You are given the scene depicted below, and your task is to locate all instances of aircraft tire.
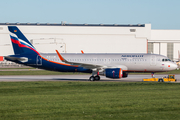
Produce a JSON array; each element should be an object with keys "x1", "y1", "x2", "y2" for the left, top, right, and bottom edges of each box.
[
  {"x1": 95, "y1": 75, "x2": 100, "y2": 81},
  {"x1": 89, "y1": 76, "x2": 95, "y2": 81}
]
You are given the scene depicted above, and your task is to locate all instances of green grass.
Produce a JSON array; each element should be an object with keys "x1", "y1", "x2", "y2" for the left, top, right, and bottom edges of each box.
[{"x1": 0, "y1": 82, "x2": 180, "y2": 120}]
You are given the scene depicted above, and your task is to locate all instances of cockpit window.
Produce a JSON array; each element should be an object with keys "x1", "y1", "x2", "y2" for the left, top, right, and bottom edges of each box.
[{"x1": 162, "y1": 59, "x2": 171, "y2": 62}]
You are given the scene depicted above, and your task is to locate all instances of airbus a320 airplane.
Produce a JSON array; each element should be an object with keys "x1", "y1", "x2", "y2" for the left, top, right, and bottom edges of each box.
[{"x1": 5, "y1": 26, "x2": 177, "y2": 81}]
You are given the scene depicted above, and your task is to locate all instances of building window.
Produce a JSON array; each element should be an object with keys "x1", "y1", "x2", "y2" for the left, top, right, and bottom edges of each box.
[
  {"x1": 130, "y1": 29, "x2": 136, "y2": 32},
  {"x1": 148, "y1": 42, "x2": 153, "y2": 53},
  {"x1": 167, "y1": 43, "x2": 173, "y2": 61}
]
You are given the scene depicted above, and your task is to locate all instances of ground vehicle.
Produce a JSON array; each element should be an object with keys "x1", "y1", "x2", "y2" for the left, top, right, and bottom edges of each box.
[{"x1": 142, "y1": 74, "x2": 177, "y2": 82}]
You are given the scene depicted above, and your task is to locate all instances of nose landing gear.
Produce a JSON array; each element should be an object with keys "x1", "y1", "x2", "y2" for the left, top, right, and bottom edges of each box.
[{"x1": 151, "y1": 72, "x2": 154, "y2": 78}]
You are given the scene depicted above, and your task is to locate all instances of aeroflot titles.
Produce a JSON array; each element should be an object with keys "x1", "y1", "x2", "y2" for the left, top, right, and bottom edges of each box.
[{"x1": 121, "y1": 55, "x2": 144, "y2": 57}]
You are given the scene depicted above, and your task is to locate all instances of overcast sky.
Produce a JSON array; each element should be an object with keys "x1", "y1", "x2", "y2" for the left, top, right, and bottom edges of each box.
[{"x1": 0, "y1": 0, "x2": 180, "y2": 29}]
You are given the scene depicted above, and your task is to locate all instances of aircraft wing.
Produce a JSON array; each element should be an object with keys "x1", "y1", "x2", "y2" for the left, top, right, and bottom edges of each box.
[
  {"x1": 56, "y1": 50, "x2": 104, "y2": 70},
  {"x1": 70, "y1": 62, "x2": 103, "y2": 69}
]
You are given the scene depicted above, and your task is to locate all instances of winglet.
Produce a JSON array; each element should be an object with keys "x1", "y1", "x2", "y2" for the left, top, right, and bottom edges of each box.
[
  {"x1": 55, "y1": 50, "x2": 79, "y2": 67},
  {"x1": 56, "y1": 50, "x2": 65, "y2": 61}
]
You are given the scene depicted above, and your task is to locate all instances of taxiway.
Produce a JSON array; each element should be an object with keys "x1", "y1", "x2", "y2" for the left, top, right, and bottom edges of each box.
[{"x1": 0, "y1": 74, "x2": 179, "y2": 82}]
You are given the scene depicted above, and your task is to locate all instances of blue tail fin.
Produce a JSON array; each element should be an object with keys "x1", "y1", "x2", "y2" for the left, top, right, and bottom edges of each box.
[{"x1": 8, "y1": 26, "x2": 39, "y2": 55}]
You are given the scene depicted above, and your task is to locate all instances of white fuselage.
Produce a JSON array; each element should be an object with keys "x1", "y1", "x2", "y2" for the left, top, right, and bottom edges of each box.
[{"x1": 40, "y1": 53, "x2": 177, "y2": 72}]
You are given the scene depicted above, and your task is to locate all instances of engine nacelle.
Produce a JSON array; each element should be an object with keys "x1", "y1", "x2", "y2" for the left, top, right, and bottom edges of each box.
[{"x1": 105, "y1": 68, "x2": 123, "y2": 79}]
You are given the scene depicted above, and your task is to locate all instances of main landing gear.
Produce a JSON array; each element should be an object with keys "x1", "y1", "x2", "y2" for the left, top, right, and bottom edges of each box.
[
  {"x1": 89, "y1": 75, "x2": 100, "y2": 81},
  {"x1": 89, "y1": 71, "x2": 101, "y2": 81}
]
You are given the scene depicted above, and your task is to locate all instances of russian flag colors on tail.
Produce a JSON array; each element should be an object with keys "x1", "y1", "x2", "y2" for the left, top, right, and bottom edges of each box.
[{"x1": 8, "y1": 26, "x2": 39, "y2": 55}]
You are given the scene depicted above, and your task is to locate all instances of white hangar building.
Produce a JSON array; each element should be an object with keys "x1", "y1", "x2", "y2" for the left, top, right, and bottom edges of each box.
[{"x1": 0, "y1": 23, "x2": 180, "y2": 62}]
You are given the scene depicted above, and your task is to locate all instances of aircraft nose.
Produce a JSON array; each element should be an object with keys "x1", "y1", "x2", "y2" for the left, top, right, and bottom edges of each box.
[{"x1": 170, "y1": 63, "x2": 178, "y2": 70}]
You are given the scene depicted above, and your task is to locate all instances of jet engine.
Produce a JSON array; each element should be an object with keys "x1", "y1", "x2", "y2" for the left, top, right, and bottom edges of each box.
[
  {"x1": 104, "y1": 68, "x2": 128, "y2": 79},
  {"x1": 105, "y1": 68, "x2": 123, "y2": 79}
]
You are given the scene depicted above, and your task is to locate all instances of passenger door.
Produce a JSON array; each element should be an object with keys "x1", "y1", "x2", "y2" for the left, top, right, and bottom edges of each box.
[
  {"x1": 37, "y1": 55, "x2": 42, "y2": 65},
  {"x1": 150, "y1": 55, "x2": 156, "y2": 66}
]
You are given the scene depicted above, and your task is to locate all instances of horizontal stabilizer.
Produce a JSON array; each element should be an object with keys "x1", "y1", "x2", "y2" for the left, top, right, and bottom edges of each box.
[{"x1": 4, "y1": 56, "x2": 28, "y2": 63}]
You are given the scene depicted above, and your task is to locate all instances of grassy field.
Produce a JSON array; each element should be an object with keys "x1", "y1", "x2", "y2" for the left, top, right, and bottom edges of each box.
[{"x1": 0, "y1": 82, "x2": 180, "y2": 120}]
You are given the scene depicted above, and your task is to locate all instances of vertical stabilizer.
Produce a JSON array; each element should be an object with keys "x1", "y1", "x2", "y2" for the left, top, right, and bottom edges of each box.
[{"x1": 8, "y1": 26, "x2": 39, "y2": 55}]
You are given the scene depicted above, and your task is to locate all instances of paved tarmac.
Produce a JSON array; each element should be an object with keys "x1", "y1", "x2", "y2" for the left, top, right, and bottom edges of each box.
[{"x1": 0, "y1": 74, "x2": 179, "y2": 82}]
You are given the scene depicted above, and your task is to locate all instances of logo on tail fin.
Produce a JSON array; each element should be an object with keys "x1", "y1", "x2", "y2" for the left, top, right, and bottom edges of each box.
[{"x1": 8, "y1": 26, "x2": 39, "y2": 55}]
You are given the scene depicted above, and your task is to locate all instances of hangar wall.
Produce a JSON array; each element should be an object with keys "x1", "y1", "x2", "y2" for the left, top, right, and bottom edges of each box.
[
  {"x1": 0, "y1": 24, "x2": 151, "y2": 56},
  {"x1": 1, "y1": 23, "x2": 180, "y2": 67},
  {"x1": 1, "y1": 23, "x2": 180, "y2": 62},
  {"x1": 150, "y1": 30, "x2": 180, "y2": 61}
]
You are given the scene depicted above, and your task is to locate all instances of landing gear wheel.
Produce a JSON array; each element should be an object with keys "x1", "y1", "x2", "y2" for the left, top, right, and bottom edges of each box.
[
  {"x1": 95, "y1": 75, "x2": 100, "y2": 81},
  {"x1": 89, "y1": 76, "x2": 95, "y2": 81}
]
